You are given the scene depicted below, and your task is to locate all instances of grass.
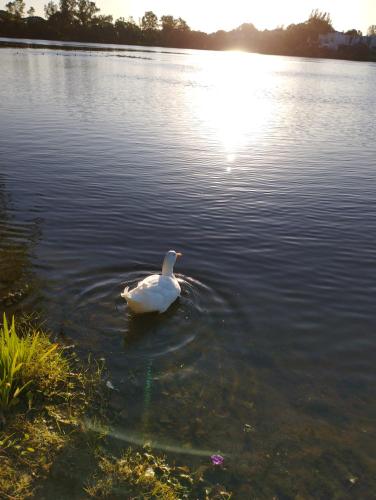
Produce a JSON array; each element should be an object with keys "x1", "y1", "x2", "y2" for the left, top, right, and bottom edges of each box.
[
  {"x1": 1, "y1": 416, "x2": 67, "y2": 498},
  {"x1": 0, "y1": 313, "x2": 104, "y2": 499},
  {"x1": 0, "y1": 314, "x2": 68, "y2": 410}
]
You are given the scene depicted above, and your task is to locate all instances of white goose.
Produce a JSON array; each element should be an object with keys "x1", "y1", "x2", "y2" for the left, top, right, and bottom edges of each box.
[{"x1": 121, "y1": 250, "x2": 182, "y2": 314}]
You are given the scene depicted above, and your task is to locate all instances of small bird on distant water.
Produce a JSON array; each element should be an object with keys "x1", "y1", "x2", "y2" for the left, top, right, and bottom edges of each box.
[{"x1": 121, "y1": 250, "x2": 182, "y2": 314}]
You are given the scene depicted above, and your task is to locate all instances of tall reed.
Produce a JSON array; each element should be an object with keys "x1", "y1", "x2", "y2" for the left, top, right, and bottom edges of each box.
[{"x1": 0, "y1": 314, "x2": 63, "y2": 409}]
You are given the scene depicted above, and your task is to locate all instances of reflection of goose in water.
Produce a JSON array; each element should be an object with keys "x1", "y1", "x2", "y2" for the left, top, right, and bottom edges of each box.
[
  {"x1": 123, "y1": 300, "x2": 181, "y2": 348},
  {"x1": 121, "y1": 250, "x2": 182, "y2": 314}
]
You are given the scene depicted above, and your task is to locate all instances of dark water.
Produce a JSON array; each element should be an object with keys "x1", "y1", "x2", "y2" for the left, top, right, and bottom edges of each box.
[{"x1": 1, "y1": 39, "x2": 376, "y2": 497}]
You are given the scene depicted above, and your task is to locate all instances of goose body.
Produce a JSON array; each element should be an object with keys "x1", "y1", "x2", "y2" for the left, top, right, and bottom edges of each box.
[{"x1": 121, "y1": 250, "x2": 182, "y2": 314}]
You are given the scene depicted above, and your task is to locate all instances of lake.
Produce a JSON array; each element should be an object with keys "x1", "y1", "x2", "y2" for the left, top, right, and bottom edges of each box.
[{"x1": 1, "y1": 38, "x2": 375, "y2": 498}]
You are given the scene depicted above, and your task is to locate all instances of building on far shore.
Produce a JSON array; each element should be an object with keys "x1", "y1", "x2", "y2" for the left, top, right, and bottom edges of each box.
[{"x1": 319, "y1": 32, "x2": 376, "y2": 51}]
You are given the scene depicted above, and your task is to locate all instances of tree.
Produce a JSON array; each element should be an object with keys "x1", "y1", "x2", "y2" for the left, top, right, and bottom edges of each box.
[
  {"x1": 345, "y1": 29, "x2": 362, "y2": 37},
  {"x1": 44, "y1": 1, "x2": 58, "y2": 19},
  {"x1": 141, "y1": 10, "x2": 158, "y2": 31},
  {"x1": 229, "y1": 22, "x2": 257, "y2": 51},
  {"x1": 115, "y1": 16, "x2": 142, "y2": 43},
  {"x1": 161, "y1": 14, "x2": 176, "y2": 32},
  {"x1": 115, "y1": 16, "x2": 139, "y2": 32},
  {"x1": 27, "y1": 5, "x2": 35, "y2": 16},
  {"x1": 176, "y1": 17, "x2": 190, "y2": 31},
  {"x1": 92, "y1": 14, "x2": 113, "y2": 26},
  {"x1": 59, "y1": 0, "x2": 76, "y2": 23},
  {"x1": 368, "y1": 25, "x2": 376, "y2": 36},
  {"x1": 305, "y1": 8, "x2": 334, "y2": 40},
  {"x1": 236, "y1": 22, "x2": 256, "y2": 33},
  {"x1": 5, "y1": 0, "x2": 25, "y2": 19},
  {"x1": 76, "y1": 0, "x2": 99, "y2": 26},
  {"x1": 115, "y1": 16, "x2": 129, "y2": 27},
  {"x1": 160, "y1": 15, "x2": 190, "y2": 32},
  {"x1": 308, "y1": 9, "x2": 332, "y2": 27}
]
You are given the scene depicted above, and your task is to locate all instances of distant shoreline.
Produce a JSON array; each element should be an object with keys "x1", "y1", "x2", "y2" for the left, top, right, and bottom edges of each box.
[
  {"x1": 1, "y1": 7, "x2": 376, "y2": 63},
  {"x1": 1, "y1": 36, "x2": 375, "y2": 64}
]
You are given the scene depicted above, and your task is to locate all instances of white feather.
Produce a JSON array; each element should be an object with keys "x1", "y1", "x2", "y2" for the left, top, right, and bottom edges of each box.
[{"x1": 121, "y1": 250, "x2": 182, "y2": 314}]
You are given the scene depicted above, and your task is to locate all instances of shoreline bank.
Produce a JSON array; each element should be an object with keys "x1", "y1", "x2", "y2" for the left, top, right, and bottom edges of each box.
[{"x1": 1, "y1": 36, "x2": 375, "y2": 63}]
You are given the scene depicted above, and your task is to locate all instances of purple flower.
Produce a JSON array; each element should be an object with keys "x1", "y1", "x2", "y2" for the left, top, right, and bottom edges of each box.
[{"x1": 211, "y1": 454, "x2": 224, "y2": 466}]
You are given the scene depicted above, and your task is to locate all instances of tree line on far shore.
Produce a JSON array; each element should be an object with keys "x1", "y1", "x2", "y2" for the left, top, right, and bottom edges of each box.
[{"x1": 1, "y1": 0, "x2": 376, "y2": 60}]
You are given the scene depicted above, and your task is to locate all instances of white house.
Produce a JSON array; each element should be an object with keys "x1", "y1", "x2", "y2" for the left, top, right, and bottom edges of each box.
[
  {"x1": 319, "y1": 32, "x2": 351, "y2": 49},
  {"x1": 365, "y1": 36, "x2": 376, "y2": 49},
  {"x1": 319, "y1": 32, "x2": 376, "y2": 50}
]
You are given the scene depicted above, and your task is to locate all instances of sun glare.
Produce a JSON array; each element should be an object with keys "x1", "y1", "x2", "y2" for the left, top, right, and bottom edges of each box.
[{"x1": 190, "y1": 52, "x2": 274, "y2": 164}]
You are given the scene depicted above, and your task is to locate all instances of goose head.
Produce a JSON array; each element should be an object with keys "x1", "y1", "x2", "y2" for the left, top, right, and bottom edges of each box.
[{"x1": 162, "y1": 250, "x2": 182, "y2": 276}]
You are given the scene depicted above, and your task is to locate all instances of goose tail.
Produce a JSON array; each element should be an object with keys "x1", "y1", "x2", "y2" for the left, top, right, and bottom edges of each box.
[{"x1": 121, "y1": 287, "x2": 144, "y2": 313}]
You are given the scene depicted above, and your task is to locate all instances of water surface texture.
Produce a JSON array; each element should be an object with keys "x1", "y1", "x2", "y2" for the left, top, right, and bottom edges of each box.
[{"x1": 1, "y1": 42, "x2": 376, "y2": 497}]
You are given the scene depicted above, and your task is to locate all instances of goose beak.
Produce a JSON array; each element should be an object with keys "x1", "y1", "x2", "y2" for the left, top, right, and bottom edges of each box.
[{"x1": 176, "y1": 252, "x2": 183, "y2": 258}]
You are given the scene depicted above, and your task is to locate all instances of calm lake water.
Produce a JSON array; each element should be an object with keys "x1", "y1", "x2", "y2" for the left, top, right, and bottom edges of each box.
[{"x1": 1, "y1": 38, "x2": 376, "y2": 498}]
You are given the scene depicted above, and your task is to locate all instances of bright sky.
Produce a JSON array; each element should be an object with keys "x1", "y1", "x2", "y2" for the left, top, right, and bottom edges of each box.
[{"x1": 5, "y1": 0, "x2": 376, "y2": 35}]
